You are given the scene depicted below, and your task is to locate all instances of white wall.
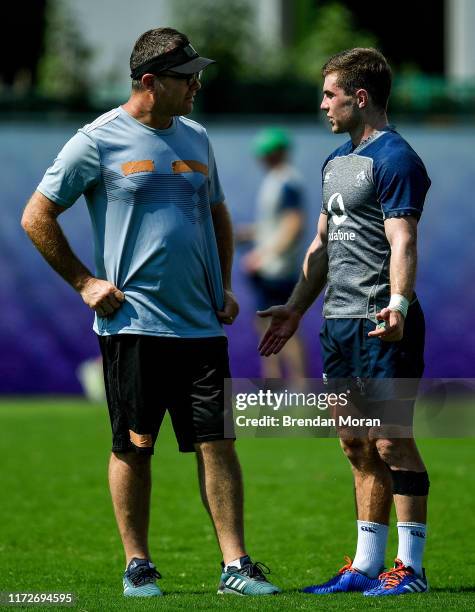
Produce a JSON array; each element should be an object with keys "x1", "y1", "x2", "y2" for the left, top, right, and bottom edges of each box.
[
  {"x1": 256, "y1": 0, "x2": 282, "y2": 47},
  {"x1": 446, "y1": 0, "x2": 475, "y2": 80}
]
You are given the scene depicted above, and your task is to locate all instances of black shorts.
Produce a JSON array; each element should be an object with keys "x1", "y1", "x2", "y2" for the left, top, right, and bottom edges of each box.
[{"x1": 98, "y1": 335, "x2": 233, "y2": 454}]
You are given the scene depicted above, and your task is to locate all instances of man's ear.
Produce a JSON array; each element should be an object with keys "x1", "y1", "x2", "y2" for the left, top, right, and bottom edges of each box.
[
  {"x1": 355, "y1": 88, "x2": 369, "y2": 109},
  {"x1": 141, "y1": 73, "x2": 156, "y2": 93}
]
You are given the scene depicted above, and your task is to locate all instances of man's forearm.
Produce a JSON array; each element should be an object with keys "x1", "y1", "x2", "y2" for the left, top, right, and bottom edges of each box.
[
  {"x1": 22, "y1": 211, "x2": 93, "y2": 292},
  {"x1": 212, "y1": 203, "x2": 234, "y2": 290},
  {"x1": 287, "y1": 239, "x2": 328, "y2": 315},
  {"x1": 266, "y1": 211, "x2": 302, "y2": 257},
  {"x1": 389, "y1": 240, "x2": 417, "y2": 300}
]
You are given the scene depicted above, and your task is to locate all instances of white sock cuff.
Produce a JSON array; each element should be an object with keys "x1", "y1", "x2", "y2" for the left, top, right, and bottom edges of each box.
[
  {"x1": 357, "y1": 520, "x2": 389, "y2": 532},
  {"x1": 224, "y1": 557, "x2": 242, "y2": 571},
  {"x1": 397, "y1": 522, "x2": 426, "y2": 529}
]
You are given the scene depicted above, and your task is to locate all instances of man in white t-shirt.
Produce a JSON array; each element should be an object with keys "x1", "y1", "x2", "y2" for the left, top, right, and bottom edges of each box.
[{"x1": 239, "y1": 128, "x2": 306, "y2": 381}]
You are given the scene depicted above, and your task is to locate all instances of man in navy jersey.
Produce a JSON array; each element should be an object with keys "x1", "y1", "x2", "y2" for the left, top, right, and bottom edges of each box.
[
  {"x1": 22, "y1": 27, "x2": 280, "y2": 597},
  {"x1": 259, "y1": 48, "x2": 431, "y2": 597}
]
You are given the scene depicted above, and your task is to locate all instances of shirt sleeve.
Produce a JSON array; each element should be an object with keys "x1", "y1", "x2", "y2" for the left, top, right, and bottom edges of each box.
[
  {"x1": 37, "y1": 130, "x2": 101, "y2": 207},
  {"x1": 278, "y1": 181, "x2": 304, "y2": 212},
  {"x1": 320, "y1": 155, "x2": 332, "y2": 215},
  {"x1": 373, "y1": 151, "x2": 431, "y2": 220},
  {"x1": 207, "y1": 139, "x2": 225, "y2": 206}
]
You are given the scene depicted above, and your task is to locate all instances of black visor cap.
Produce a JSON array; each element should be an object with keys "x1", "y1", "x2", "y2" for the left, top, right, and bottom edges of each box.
[{"x1": 130, "y1": 43, "x2": 215, "y2": 79}]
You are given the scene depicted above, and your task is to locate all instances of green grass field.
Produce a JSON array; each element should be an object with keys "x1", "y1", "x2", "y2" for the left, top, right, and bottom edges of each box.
[{"x1": 0, "y1": 400, "x2": 474, "y2": 611}]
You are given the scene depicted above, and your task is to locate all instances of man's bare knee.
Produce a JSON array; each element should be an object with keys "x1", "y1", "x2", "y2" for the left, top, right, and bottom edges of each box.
[
  {"x1": 374, "y1": 437, "x2": 419, "y2": 468},
  {"x1": 111, "y1": 451, "x2": 151, "y2": 468},
  {"x1": 374, "y1": 438, "x2": 395, "y2": 464},
  {"x1": 339, "y1": 436, "x2": 376, "y2": 469},
  {"x1": 195, "y1": 439, "x2": 236, "y2": 457}
]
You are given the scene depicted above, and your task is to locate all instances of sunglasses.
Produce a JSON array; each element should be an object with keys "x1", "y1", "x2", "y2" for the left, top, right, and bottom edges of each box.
[{"x1": 158, "y1": 71, "x2": 202, "y2": 85}]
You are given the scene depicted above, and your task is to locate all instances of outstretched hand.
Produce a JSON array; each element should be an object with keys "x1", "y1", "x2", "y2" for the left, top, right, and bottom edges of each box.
[
  {"x1": 257, "y1": 305, "x2": 302, "y2": 356},
  {"x1": 367, "y1": 307, "x2": 405, "y2": 342}
]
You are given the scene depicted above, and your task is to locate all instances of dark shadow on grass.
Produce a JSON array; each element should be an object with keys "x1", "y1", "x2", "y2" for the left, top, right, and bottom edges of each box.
[
  {"x1": 161, "y1": 590, "x2": 212, "y2": 596},
  {"x1": 162, "y1": 589, "x2": 293, "y2": 596},
  {"x1": 430, "y1": 586, "x2": 475, "y2": 593}
]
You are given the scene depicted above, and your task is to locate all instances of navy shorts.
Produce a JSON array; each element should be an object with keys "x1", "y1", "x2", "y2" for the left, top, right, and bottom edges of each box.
[
  {"x1": 99, "y1": 335, "x2": 233, "y2": 454},
  {"x1": 320, "y1": 299, "x2": 425, "y2": 380},
  {"x1": 320, "y1": 300, "x2": 425, "y2": 427},
  {"x1": 248, "y1": 273, "x2": 297, "y2": 311}
]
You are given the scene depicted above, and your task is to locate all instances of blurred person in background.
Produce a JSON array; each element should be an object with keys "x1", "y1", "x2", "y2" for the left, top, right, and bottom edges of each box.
[
  {"x1": 237, "y1": 128, "x2": 306, "y2": 383},
  {"x1": 259, "y1": 48, "x2": 431, "y2": 597},
  {"x1": 21, "y1": 27, "x2": 280, "y2": 598},
  {"x1": 76, "y1": 355, "x2": 106, "y2": 402}
]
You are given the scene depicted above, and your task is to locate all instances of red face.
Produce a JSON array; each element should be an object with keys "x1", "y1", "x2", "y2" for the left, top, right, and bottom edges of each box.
[
  {"x1": 154, "y1": 73, "x2": 202, "y2": 116},
  {"x1": 320, "y1": 73, "x2": 359, "y2": 134}
]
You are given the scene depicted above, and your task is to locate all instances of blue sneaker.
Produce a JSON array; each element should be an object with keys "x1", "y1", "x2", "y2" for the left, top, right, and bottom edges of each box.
[
  {"x1": 303, "y1": 556, "x2": 380, "y2": 594},
  {"x1": 217, "y1": 555, "x2": 281, "y2": 595},
  {"x1": 123, "y1": 557, "x2": 162, "y2": 597},
  {"x1": 364, "y1": 559, "x2": 429, "y2": 596}
]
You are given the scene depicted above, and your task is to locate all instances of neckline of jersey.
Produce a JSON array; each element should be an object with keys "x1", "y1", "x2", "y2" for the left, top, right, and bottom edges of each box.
[
  {"x1": 352, "y1": 124, "x2": 396, "y2": 154},
  {"x1": 118, "y1": 105, "x2": 178, "y2": 135}
]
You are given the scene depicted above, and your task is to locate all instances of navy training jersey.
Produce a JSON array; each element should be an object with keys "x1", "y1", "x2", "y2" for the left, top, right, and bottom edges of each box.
[{"x1": 321, "y1": 126, "x2": 431, "y2": 321}]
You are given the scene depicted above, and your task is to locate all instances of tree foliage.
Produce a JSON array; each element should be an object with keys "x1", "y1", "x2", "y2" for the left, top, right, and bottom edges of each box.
[
  {"x1": 171, "y1": 0, "x2": 258, "y2": 80},
  {"x1": 37, "y1": 0, "x2": 93, "y2": 100},
  {"x1": 171, "y1": 0, "x2": 379, "y2": 84},
  {"x1": 291, "y1": 2, "x2": 378, "y2": 82}
]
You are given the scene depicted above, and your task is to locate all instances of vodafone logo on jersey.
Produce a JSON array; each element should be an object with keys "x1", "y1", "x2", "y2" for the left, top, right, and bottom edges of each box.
[
  {"x1": 327, "y1": 193, "x2": 348, "y2": 225},
  {"x1": 327, "y1": 192, "x2": 355, "y2": 241}
]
